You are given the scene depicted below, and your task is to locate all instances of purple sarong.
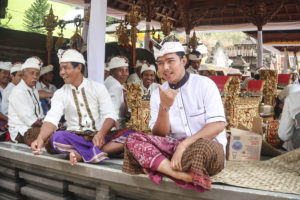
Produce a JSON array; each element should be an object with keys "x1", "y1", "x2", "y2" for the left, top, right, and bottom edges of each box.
[{"x1": 50, "y1": 129, "x2": 134, "y2": 163}]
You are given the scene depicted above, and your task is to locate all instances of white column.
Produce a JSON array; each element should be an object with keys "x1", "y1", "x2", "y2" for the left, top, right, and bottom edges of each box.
[
  {"x1": 82, "y1": 3, "x2": 90, "y2": 44},
  {"x1": 87, "y1": 0, "x2": 107, "y2": 83},
  {"x1": 257, "y1": 30, "x2": 263, "y2": 68},
  {"x1": 144, "y1": 21, "x2": 150, "y2": 51}
]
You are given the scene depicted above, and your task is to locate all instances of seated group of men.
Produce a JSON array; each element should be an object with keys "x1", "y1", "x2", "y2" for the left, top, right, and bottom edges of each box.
[{"x1": 0, "y1": 36, "x2": 227, "y2": 192}]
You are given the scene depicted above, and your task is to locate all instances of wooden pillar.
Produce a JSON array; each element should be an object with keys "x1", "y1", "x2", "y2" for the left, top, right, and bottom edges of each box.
[{"x1": 144, "y1": 21, "x2": 151, "y2": 50}]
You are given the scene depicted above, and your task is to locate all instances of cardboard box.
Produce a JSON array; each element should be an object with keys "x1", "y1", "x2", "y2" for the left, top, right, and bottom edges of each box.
[{"x1": 228, "y1": 118, "x2": 263, "y2": 161}]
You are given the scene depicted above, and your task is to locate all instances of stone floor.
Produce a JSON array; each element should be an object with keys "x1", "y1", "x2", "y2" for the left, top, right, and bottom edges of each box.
[{"x1": 0, "y1": 142, "x2": 299, "y2": 200}]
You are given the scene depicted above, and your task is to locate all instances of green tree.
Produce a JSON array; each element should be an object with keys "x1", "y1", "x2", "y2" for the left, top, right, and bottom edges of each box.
[{"x1": 23, "y1": 0, "x2": 50, "y2": 34}]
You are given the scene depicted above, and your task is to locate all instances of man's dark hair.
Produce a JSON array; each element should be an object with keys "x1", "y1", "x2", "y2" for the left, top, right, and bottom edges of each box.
[
  {"x1": 11, "y1": 72, "x2": 17, "y2": 77},
  {"x1": 71, "y1": 62, "x2": 85, "y2": 74},
  {"x1": 175, "y1": 51, "x2": 185, "y2": 59}
]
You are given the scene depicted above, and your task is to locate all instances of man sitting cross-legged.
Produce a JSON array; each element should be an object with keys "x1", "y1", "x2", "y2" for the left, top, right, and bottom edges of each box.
[
  {"x1": 31, "y1": 49, "x2": 134, "y2": 165},
  {"x1": 123, "y1": 36, "x2": 226, "y2": 192}
]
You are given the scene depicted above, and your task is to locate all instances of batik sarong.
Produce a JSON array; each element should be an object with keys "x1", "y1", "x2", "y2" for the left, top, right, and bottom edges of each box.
[
  {"x1": 15, "y1": 127, "x2": 41, "y2": 146},
  {"x1": 50, "y1": 128, "x2": 135, "y2": 163},
  {"x1": 122, "y1": 132, "x2": 224, "y2": 192}
]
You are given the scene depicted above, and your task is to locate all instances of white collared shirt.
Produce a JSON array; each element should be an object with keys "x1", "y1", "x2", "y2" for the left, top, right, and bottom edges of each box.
[
  {"x1": 44, "y1": 78, "x2": 117, "y2": 131},
  {"x1": 104, "y1": 75, "x2": 126, "y2": 128},
  {"x1": 186, "y1": 66, "x2": 199, "y2": 74},
  {"x1": 279, "y1": 91, "x2": 300, "y2": 142},
  {"x1": 127, "y1": 73, "x2": 141, "y2": 83},
  {"x1": 8, "y1": 80, "x2": 44, "y2": 140},
  {"x1": 149, "y1": 74, "x2": 227, "y2": 153},
  {"x1": 1, "y1": 82, "x2": 16, "y2": 116}
]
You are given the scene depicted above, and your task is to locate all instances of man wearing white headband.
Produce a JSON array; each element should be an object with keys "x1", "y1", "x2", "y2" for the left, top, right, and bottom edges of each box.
[
  {"x1": 186, "y1": 50, "x2": 202, "y2": 74},
  {"x1": 139, "y1": 62, "x2": 158, "y2": 100},
  {"x1": 31, "y1": 49, "x2": 132, "y2": 166},
  {"x1": 8, "y1": 57, "x2": 44, "y2": 144},
  {"x1": 1, "y1": 62, "x2": 22, "y2": 117},
  {"x1": 0, "y1": 61, "x2": 13, "y2": 140},
  {"x1": 127, "y1": 59, "x2": 143, "y2": 83},
  {"x1": 123, "y1": 35, "x2": 226, "y2": 191},
  {"x1": 104, "y1": 56, "x2": 130, "y2": 129},
  {"x1": 36, "y1": 64, "x2": 57, "y2": 115}
]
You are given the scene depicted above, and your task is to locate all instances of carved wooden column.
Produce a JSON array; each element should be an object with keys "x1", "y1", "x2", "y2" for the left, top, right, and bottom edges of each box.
[
  {"x1": 238, "y1": 0, "x2": 284, "y2": 68},
  {"x1": 44, "y1": 6, "x2": 58, "y2": 65},
  {"x1": 127, "y1": 3, "x2": 141, "y2": 67}
]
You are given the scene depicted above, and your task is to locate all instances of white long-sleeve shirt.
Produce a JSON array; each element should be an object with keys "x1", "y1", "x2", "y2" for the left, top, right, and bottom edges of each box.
[
  {"x1": 149, "y1": 73, "x2": 227, "y2": 153},
  {"x1": 8, "y1": 80, "x2": 44, "y2": 141},
  {"x1": 1, "y1": 82, "x2": 16, "y2": 116},
  {"x1": 141, "y1": 82, "x2": 158, "y2": 100},
  {"x1": 104, "y1": 75, "x2": 126, "y2": 128},
  {"x1": 278, "y1": 91, "x2": 300, "y2": 143},
  {"x1": 44, "y1": 78, "x2": 117, "y2": 131}
]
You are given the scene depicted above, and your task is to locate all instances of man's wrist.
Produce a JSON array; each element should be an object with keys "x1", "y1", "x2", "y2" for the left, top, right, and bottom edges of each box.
[{"x1": 160, "y1": 104, "x2": 170, "y2": 112}]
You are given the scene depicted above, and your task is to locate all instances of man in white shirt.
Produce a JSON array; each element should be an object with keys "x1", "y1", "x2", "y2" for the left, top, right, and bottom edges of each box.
[
  {"x1": 123, "y1": 36, "x2": 226, "y2": 192},
  {"x1": 8, "y1": 57, "x2": 44, "y2": 145},
  {"x1": 31, "y1": 49, "x2": 133, "y2": 166},
  {"x1": 104, "y1": 56, "x2": 130, "y2": 129},
  {"x1": 186, "y1": 50, "x2": 201, "y2": 74},
  {"x1": 1, "y1": 62, "x2": 22, "y2": 117},
  {"x1": 36, "y1": 64, "x2": 57, "y2": 115},
  {"x1": 127, "y1": 60, "x2": 142, "y2": 83},
  {"x1": 290, "y1": 69, "x2": 299, "y2": 84},
  {"x1": 0, "y1": 61, "x2": 12, "y2": 123},
  {"x1": 139, "y1": 62, "x2": 158, "y2": 100},
  {"x1": 278, "y1": 90, "x2": 300, "y2": 151}
]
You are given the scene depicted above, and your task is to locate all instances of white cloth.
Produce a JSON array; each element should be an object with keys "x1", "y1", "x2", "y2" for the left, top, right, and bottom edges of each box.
[
  {"x1": 1, "y1": 82, "x2": 15, "y2": 116},
  {"x1": 154, "y1": 41, "x2": 185, "y2": 59},
  {"x1": 10, "y1": 63, "x2": 22, "y2": 74},
  {"x1": 104, "y1": 75, "x2": 126, "y2": 128},
  {"x1": 149, "y1": 74, "x2": 227, "y2": 153},
  {"x1": 278, "y1": 84, "x2": 300, "y2": 100},
  {"x1": 0, "y1": 61, "x2": 12, "y2": 71},
  {"x1": 44, "y1": 78, "x2": 117, "y2": 131},
  {"x1": 278, "y1": 91, "x2": 300, "y2": 142},
  {"x1": 127, "y1": 73, "x2": 141, "y2": 83},
  {"x1": 186, "y1": 66, "x2": 199, "y2": 74},
  {"x1": 8, "y1": 80, "x2": 44, "y2": 141},
  {"x1": 87, "y1": 0, "x2": 107, "y2": 83}
]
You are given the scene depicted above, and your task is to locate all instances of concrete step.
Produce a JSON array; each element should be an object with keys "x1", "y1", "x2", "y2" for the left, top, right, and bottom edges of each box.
[{"x1": 21, "y1": 185, "x2": 71, "y2": 200}]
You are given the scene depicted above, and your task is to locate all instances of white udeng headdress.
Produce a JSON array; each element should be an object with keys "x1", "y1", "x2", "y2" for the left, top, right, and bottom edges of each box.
[
  {"x1": 109, "y1": 56, "x2": 129, "y2": 70},
  {"x1": 0, "y1": 61, "x2": 12, "y2": 71},
  {"x1": 140, "y1": 63, "x2": 156, "y2": 74},
  {"x1": 152, "y1": 35, "x2": 185, "y2": 59},
  {"x1": 40, "y1": 64, "x2": 54, "y2": 76},
  {"x1": 57, "y1": 49, "x2": 86, "y2": 64},
  {"x1": 10, "y1": 63, "x2": 22, "y2": 74},
  {"x1": 21, "y1": 56, "x2": 43, "y2": 71}
]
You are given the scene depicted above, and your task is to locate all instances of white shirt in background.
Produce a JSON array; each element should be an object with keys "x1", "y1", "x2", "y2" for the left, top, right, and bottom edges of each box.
[
  {"x1": 8, "y1": 80, "x2": 44, "y2": 141},
  {"x1": 149, "y1": 74, "x2": 227, "y2": 153},
  {"x1": 104, "y1": 75, "x2": 126, "y2": 128},
  {"x1": 45, "y1": 78, "x2": 117, "y2": 131},
  {"x1": 141, "y1": 82, "x2": 158, "y2": 100},
  {"x1": 1, "y1": 82, "x2": 16, "y2": 116},
  {"x1": 186, "y1": 66, "x2": 199, "y2": 74}
]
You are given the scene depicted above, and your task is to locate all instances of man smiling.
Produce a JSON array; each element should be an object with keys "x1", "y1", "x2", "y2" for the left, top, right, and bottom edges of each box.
[
  {"x1": 31, "y1": 49, "x2": 132, "y2": 166},
  {"x1": 123, "y1": 36, "x2": 226, "y2": 192}
]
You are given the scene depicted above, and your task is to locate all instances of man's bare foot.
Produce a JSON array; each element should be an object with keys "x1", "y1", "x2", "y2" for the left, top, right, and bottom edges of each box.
[{"x1": 69, "y1": 152, "x2": 82, "y2": 166}]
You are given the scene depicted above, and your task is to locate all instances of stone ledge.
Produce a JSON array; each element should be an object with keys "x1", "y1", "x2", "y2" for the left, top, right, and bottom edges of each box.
[{"x1": 0, "y1": 142, "x2": 299, "y2": 200}]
